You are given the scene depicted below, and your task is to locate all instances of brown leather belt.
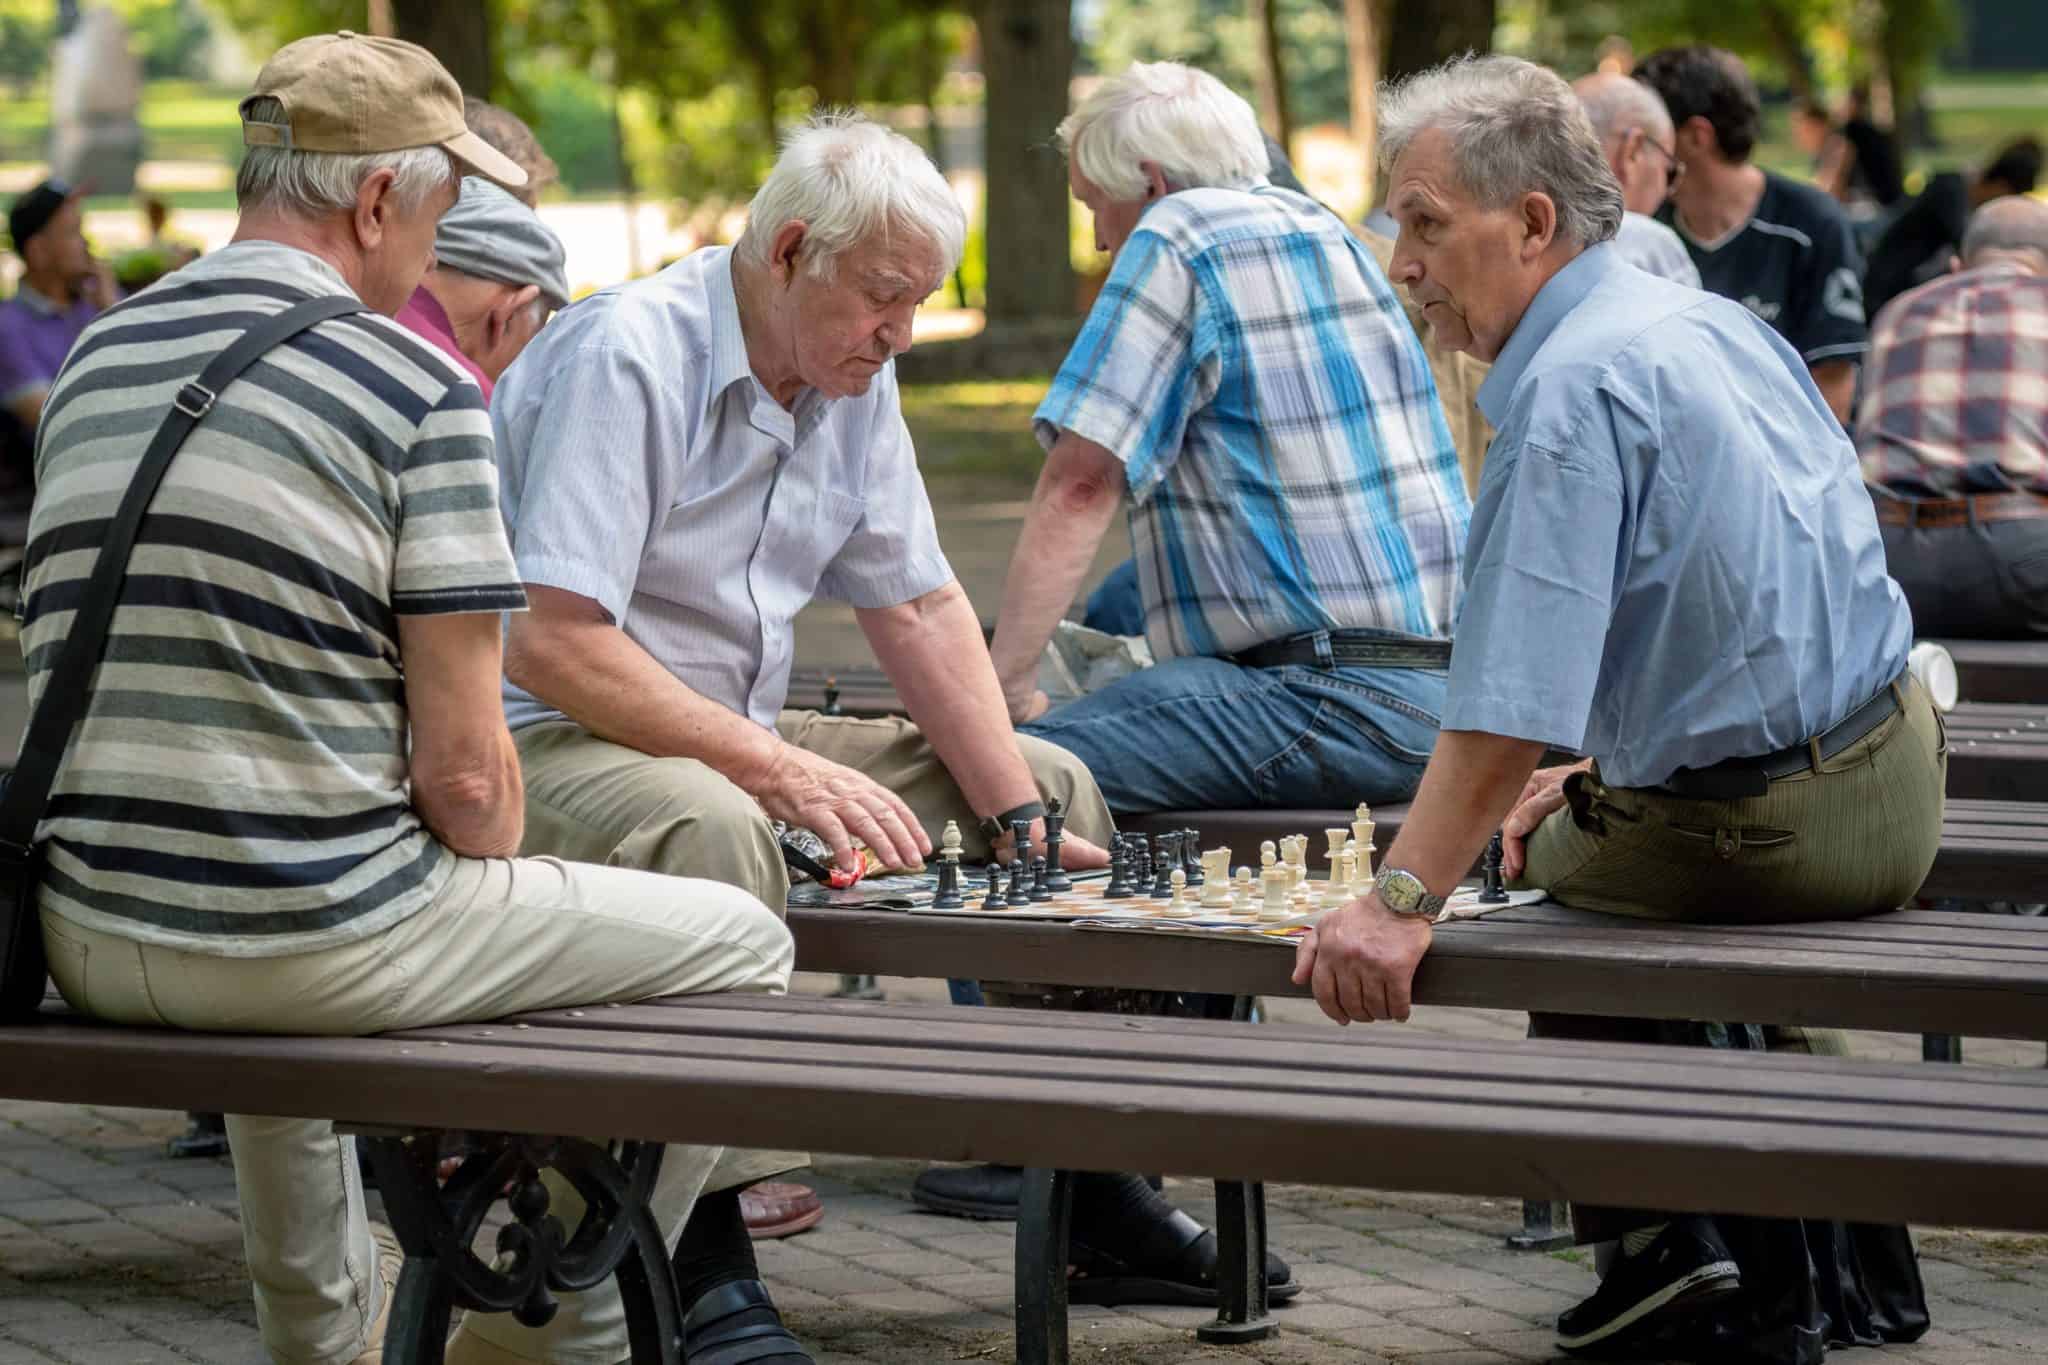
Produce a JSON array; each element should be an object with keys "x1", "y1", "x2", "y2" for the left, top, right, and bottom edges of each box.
[{"x1": 1873, "y1": 492, "x2": 2048, "y2": 529}]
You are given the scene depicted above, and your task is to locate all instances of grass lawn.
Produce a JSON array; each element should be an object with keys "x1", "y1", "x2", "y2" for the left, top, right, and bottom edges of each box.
[
  {"x1": 900, "y1": 379, "x2": 1051, "y2": 481},
  {"x1": 1, "y1": 79, "x2": 245, "y2": 167}
]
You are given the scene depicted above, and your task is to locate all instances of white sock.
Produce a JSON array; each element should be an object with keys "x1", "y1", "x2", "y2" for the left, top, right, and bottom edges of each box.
[{"x1": 1620, "y1": 1222, "x2": 1667, "y2": 1258}]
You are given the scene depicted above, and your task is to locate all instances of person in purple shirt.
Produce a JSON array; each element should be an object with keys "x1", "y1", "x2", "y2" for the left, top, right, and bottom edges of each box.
[{"x1": 1, "y1": 180, "x2": 114, "y2": 439}]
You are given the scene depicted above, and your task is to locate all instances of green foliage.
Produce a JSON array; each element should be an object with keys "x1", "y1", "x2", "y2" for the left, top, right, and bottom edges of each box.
[
  {"x1": 1086, "y1": 0, "x2": 1350, "y2": 128},
  {"x1": 109, "y1": 0, "x2": 214, "y2": 81},
  {"x1": 507, "y1": 60, "x2": 626, "y2": 194},
  {"x1": 0, "y1": 2, "x2": 51, "y2": 100}
]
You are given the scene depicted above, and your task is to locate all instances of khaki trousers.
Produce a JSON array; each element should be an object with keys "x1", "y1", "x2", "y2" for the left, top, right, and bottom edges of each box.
[
  {"x1": 513, "y1": 710, "x2": 1114, "y2": 1193},
  {"x1": 42, "y1": 855, "x2": 793, "y2": 1365},
  {"x1": 1517, "y1": 676, "x2": 1946, "y2": 1244}
]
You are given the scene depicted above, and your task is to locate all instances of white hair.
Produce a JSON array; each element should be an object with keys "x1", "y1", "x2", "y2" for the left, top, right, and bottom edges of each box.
[
  {"x1": 1961, "y1": 195, "x2": 2048, "y2": 267},
  {"x1": 1576, "y1": 73, "x2": 1674, "y2": 146},
  {"x1": 736, "y1": 112, "x2": 966, "y2": 282},
  {"x1": 1057, "y1": 61, "x2": 1269, "y2": 200},
  {"x1": 235, "y1": 97, "x2": 456, "y2": 218},
  {"x1": 1379, "y1": 55, "x2": 1624, "y2": 249}
]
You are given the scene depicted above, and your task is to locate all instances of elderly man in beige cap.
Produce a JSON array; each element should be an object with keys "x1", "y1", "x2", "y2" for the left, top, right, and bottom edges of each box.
[{"x1": 19, "y1": 32, "x2": 795, "y2": 1365}]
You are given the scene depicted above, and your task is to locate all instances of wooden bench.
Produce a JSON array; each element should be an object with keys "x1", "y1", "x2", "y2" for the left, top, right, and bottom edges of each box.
[
  {"x1": 1938, "y1": 639, "x2": 2048, "y2": 704},
  {"x1": 5, "y1": 989, "x2": 2046, "y2": 1364}
]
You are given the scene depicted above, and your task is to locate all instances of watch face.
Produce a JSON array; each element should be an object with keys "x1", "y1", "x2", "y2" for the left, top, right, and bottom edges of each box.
[{"x1": 1378, "y1": 869, "x2": 1423, "y2": 912}]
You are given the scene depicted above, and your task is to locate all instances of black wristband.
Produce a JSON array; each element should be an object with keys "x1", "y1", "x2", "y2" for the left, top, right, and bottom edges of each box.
[{"x1": 978, "y1": 800, "x2": 1046, "y2": 844}]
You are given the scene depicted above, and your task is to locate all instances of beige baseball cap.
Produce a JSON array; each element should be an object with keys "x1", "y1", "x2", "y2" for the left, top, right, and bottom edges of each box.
[{"x1": 239, "y1": 32, "x2": 528, "y2": 191}]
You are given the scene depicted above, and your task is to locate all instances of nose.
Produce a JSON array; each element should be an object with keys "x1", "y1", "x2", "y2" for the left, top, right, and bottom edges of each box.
[{"x1": 1388, "y1": 240, "x2": 1421, "y2": 286}]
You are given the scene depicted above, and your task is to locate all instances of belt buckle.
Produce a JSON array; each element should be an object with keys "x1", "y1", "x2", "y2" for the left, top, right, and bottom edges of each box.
[{"x1": 173, "y1": 382, "x2": 216, "y2": 419}]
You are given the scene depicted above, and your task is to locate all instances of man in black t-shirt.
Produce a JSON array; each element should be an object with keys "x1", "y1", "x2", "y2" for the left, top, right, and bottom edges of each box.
[{"x1": 1637, "y1": 46, "x2": 1866, "y2": 426}]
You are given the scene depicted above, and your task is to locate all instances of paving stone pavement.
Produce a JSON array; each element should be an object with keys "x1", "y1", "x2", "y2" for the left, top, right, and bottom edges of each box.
[{"x1": 2, "y1": 983, "x2": 2043, "y2": 1364}]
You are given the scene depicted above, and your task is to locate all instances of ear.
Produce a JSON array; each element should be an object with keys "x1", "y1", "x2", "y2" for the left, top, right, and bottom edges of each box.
[
  {"x1": 768, "y1": 221, "x2": 809, "y2": 286},
  {"x1": 1139, "y1": 160, "x2": 1170, "y2": 202},
  {"x1": 1677, "y1": 115, "x2": 1714, "y2": 156},
  {"x1": 1620, "y1": 127, "x2": 1645, "y2": 163},
  {"x1": 487, "y1": 284, "x2": 542, "y2": 345},
  {"x1": 1519, "y1": 190, "x2": 1559, "y2": 260},
  {"x1": 352, "y1": 167, "x2": 400, "y2": 251}
]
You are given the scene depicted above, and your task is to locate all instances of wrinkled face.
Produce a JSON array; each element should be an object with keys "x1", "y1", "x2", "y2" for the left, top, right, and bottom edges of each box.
[
  {"x1": 26, "y1": 199, "x2": 90, "y2": 281},
  {"x1": 783, "y1": 234, "x2": 944, "y2": 399},
  {"x1": 1069, "y1": 162, "x2": 1149, "y2": 259},
  {"x1": 360, "y1": 172, "x2": 459, "y2": 317},
  {"x1": 1385, "y1": 129, "x2": 1540, "y2": 363}
]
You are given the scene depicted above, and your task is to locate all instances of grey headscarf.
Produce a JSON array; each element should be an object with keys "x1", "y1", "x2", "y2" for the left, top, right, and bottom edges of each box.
[{"x1": 434, "y1": 178, "x2": 570, "y2": 311}]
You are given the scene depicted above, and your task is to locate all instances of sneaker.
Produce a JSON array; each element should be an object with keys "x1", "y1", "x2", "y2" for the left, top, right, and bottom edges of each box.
[
  {"x1": 1556, "y1": 1217, "x2": 1740, "y2": 1354},
  {"x1": 347, "y1": 1222, "x2": 406, "y2": 1364}
]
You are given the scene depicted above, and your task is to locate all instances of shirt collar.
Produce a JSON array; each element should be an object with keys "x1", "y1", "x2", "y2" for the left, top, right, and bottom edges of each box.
[
  {"x1": 1476, "y1": 242, "x2": 1619, "y2": 426},
  {"x1": 14, "y1": 282, "x2": 66, "y2": 316},
  {"x1": 705, "y1": 247, "x2": 758, "y2": 400}
]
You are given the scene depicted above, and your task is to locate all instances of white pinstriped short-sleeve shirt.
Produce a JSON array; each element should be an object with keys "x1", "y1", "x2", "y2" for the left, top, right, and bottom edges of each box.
[{"x1": 492, "y1": 246, "x2": 953, "y2": 730}]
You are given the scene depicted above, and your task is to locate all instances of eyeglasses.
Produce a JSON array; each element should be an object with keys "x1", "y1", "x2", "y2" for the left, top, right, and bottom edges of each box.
[{"x1": 1641, "y1": 137, "x2": 1685, "y2": 192}]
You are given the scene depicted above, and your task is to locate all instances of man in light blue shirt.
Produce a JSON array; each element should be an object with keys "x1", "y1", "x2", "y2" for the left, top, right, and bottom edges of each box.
[{"x1": 1289, "y1": 55, "x2": 1942, "y2": 1357}]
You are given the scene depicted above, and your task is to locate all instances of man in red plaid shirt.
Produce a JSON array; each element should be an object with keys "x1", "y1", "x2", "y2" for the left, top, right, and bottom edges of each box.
[{"x1": 1859, "y1": 196, "x2": 2048, "y2": 637}]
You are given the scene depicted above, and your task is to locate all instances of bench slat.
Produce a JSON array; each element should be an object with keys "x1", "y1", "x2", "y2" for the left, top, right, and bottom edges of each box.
[{"x1": 4, "y1": 1003, "x2": 2043, "y2": 1233}]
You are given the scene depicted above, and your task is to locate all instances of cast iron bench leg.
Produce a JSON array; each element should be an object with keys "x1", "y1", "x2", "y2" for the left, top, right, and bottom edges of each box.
[
  {"x1": 1923, "y1": 1033, "x2": 1963, "y2": 1063},
  {"x1": 1198, "y1": 1178, "x2": 1275, "y2": 1342},
  {"x1": 1506, "y1": 1198, "x2": 1574, "y2": 1250},
  {"x1": 359, "y1": 1130, "x2": 682, "y2": 1365},
  {"x1": 1015, "y1": 1166, "x2": 1074, "y2": 1365}
]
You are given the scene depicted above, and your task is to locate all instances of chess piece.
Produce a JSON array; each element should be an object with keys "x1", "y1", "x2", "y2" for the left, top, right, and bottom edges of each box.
[
  {"x1": 1164, "y1": 869, "x2": 1192, "y2": 916},
  {"x1": 1181, "y1": 829, "x2": 1203, "y2": 884},
  {"x1": 932, "y1": 820, "x2": 965, "y2": 908},
  {"x1": 1478, "y1": 831, "x2": 1509, "y2": 905},
  {"x1": 1324, "y1": 828, "x2": 1349, "y2": 877},
  {"x1": 1128, "y1": 833, "x2": 1152, "y2": 889},
  {"x1": 1286, "y1": 835, "x2": 1308, "y2": 888},
  {"x1": 1232, "y1": 866, "x2": 1254, "y2": 913},
  {"x1": 1006, "y1": 857, "x2": 1028, "y2": 908},
  {"x1": 1351, "y1": 803, "x2": 1376, "y2": 883},
  {"x1": 1009, "y1": 818, "x2": 1035, "y2": 876},
  {"x1": 1259, "y1": 866, "x2": 1292, "y2": 922},
  {"x1": 1104, "y1": 834, "x2": 1134, "y2": 898},
  {"x1": 1259, "y1": 841, "x2": 1277, "y2": 877},
  {"x1": 1043, "y1": 798, "x2": 1071, "y2": 893},
  {"x1": 1151, "y1": 832, "x2": 1180, "y2": 898},
  {"x1": 1029, "y1": 854, "x2": 1053, "y2": 903}
]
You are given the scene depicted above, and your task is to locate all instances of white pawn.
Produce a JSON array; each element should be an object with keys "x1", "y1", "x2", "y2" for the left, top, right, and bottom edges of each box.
[
  {"x1": 1232, "y1": 866, "x2": 1254, "y2": 913},
  {"x1": 1164, "y1": 868, "x2": 1193, "y2": 916},
  {"x1": 1259, "y1": 840, "x2": 1278, "y2": 873}
]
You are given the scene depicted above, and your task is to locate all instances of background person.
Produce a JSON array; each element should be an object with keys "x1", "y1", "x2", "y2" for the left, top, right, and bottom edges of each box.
[
  {"x1": 1860, "y1": 197, "x2": 2048, "y2": 637},
  {"x1": 1636, "y1": 45, "x2": 1868, "y2": 426},
  {"x1": 0, "y1": 179, "x2": 114, "y2": 441},
  {"x1": 1572, "y1": 70, "x2": 1703, "y2": 285},
  {"x1": 1865, "y1": 136, "x2": 2043, "y2": 318}
]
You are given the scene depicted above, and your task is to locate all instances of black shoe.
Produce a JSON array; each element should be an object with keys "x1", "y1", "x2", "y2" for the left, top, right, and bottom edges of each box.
[
  {"x1": 1556, "y1": 1218, "x2": 1741, "y2": 1354},
  {"x1": 681, "y1": 1278, "x2": 813, "y2": 1364},
  {"x1": 911, "y1": 1163, "x2": 1023, "y2": 1220}
]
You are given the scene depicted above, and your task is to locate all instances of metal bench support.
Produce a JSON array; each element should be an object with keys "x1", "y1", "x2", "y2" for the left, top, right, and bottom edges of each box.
[
  {"x1": 1198, "y1": 1179, "x2": 1275, "y2": 1342},
  {"x1": 1015, "y1": 1166, "x2": 1074, "y2": 1365},
  {"x1": 361, "y1": 1131, "x2": 682, "y2": 1365},
  {"x1": 1924, "y1": 1033, "x2": 1963, "y2": 1064},
  {"x1": 1506, "y1": 1198, "x2": 1575, "y2": 1250}
]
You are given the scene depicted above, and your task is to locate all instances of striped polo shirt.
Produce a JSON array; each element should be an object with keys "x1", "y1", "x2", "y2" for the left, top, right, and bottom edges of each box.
[{"x1": 21, "y1": 242, "x2": 527, "y2": 957}]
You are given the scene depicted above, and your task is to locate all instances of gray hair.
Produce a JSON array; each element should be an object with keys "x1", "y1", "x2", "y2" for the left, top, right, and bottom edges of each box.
[
  {"x1": 736, "y1": 112, "x2": 966, "y2": 282},
  {"x1": 1575, "y1": 71, "x2": 1674, "y2": 146},
  {"x1": 236, "y1": 97, "x2": 456, "y2": 218},
  {"x1": 1379, "y1": 55, "x2": 1624, "y2": 249},
  {"x1": 1961, "y1": 196, "x2": 2048, "y2": 268},
  {"x1": 1056, "y1": 61, "x2": 1270, "y2": 200}
]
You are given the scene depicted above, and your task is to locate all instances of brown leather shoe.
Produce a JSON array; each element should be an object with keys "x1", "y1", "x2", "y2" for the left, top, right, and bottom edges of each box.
[{"x1": 740, "y1": 1181, "x2": 824, "y2": 1240}]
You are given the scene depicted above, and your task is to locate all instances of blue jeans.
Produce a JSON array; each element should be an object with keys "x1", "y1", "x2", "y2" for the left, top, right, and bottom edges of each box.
[
  {"x1": 1020, "y1": 653, "x2": 1444, "y2": 812},
  {"x1": 1081, "y1": 559, "x2": 1147, "y2": 637}
]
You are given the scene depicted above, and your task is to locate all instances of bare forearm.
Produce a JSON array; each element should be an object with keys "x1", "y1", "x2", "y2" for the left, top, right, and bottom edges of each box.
[
  {"x1": 988, "y1": 445, "x2": 1122, "y2": 703},
  {"x1": 1812, "y1": 359, "x2": 1856, "y2": 428},
  {"x1": 863, "y1": 585, "x2": 1040, "y2": 818},
  {"x1": 506, "y1": 614, "x2": 780, "y2": 786},
  {"x1": 1381, "y1": 730, "x2": 1550, "y2": 895},
  {"x1": 415, "y1": 731, "x2": 524, "y2": 858}
]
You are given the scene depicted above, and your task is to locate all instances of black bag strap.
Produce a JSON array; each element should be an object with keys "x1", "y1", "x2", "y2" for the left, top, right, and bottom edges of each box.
[{"x1": 0, "y1": 295, "x2": 367, "y2": 859}]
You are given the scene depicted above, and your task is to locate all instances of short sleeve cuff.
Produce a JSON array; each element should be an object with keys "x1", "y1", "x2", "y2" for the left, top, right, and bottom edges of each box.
[
  {"x1": 393, "y1": 584, "x2": 529, "y2": 616},
  {"x1": 1803, "y1": 342, "x2": 1867, "y2": 364},
  {"x1": 515, "y1": 550, "x2": 636, "y2": 626},
  {"x1": 820, "y1": 552, "x2": 955, "y2": 610},
  {"x1": 1439, "y1": 690, "x2": 1588, "y2": 754}
]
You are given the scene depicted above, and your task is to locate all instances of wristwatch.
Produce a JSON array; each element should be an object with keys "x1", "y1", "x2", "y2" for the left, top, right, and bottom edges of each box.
[
  {"x1": 1373, "y1": 865, "x2": 1446, "y2": 919},
  {"x1": 978, "y1": 801, "x2": 1046, "y2": 845}
]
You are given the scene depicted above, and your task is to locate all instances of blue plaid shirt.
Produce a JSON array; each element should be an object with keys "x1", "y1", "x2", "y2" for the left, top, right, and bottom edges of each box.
[{"x1": 1035, "y1": 184, "x2": 1470, "y2": 661}]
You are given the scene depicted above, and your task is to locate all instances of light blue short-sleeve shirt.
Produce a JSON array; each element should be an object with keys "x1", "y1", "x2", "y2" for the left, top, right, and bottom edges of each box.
[
  {"x1": 1443, "y1": 244, "x2": 1911, "y2": 789},
  {"x1": 491, "y1": 246, "x2": 953, "y2": 730}
]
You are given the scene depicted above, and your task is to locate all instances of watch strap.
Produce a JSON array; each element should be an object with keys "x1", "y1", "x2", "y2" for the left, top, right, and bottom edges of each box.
[
  {"x1": 1374, "y1": 865, "x2": 1447, "y2": 917},
  {"x1": 978, "y1": 800, "x2": 1046, "y2": 844}
]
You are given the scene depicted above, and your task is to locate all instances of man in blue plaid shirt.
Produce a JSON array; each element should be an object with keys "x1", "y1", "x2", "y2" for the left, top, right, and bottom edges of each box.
[{"x1": 988, "y1": 60, "x2": 1471, "y2": 815}]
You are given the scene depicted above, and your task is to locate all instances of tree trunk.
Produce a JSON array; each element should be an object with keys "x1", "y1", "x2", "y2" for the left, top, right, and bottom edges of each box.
[
  {"x1": 1250, "y1": 0, "x2": 1293, "y2": 151},
  {"x1": 1759, "y1": 0, "x2": 1817, "y2": 106},
  {"x1": 393, "y1": 0, "x2": 491, "y2": 96},
  {"x1": 1383, "y1": 0, "x2": 1494, "y2": 84},
  {"x1": 1344, "y1": 0, "x2": 1380, "y2": 206},
  {"x1": 977, "y1": 0, "x2": 1076, "y2": 325}
]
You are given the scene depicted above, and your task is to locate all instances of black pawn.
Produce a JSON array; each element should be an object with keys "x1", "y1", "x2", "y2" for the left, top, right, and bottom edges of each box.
[
  {"x1": 1478, "y1": 831, "x2": 1509, "y2": 905},
  {"x1": 1127, "y1": 833, "x2": 1151, "y2": 889},
  {"x1": 1104, "y1": 833, "x2": 1134, "y2": 898},
  {"x1": 1044, "y1": 798, "x2": 1071, "y2": 893},
  {"x1": 1006, "y1": 857, "x2": 1029, "y2": 907},
  {"x1": 1151, "y1": 832, "x2": 1179, "y2": 898},
  {"x1": 1181, "y1": 828, "x2": 1203, "y2": 885},
  {"x1": 932, "y1": 852, "x2": 963, "y2": 909},
  {"x1": 1028, "y1": 855, "x2": 1052, "y2": 902}
]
